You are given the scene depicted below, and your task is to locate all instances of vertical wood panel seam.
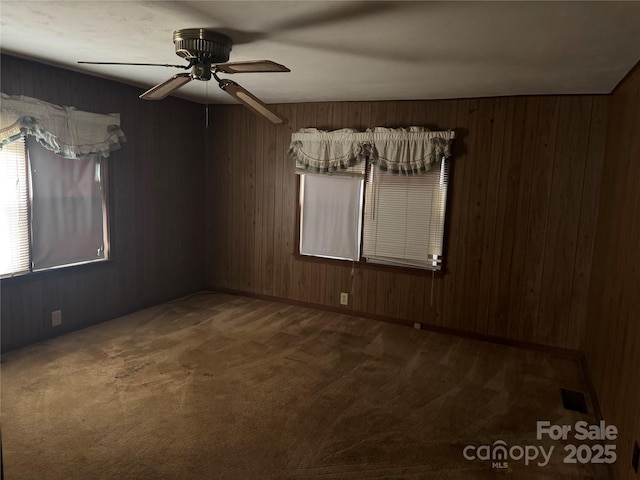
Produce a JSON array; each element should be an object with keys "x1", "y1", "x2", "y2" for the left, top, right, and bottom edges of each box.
[
  {"x1": 564, "y1": 98, "x2": 595, "y2": 348},
  {"x1": 534, "y1": 100, "x2": 561, "y2": 341}
]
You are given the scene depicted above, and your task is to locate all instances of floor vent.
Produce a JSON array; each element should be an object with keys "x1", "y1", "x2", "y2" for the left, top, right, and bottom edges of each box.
[{"x1": 561, "y1": 388, "x2": 588, "y2": 414}]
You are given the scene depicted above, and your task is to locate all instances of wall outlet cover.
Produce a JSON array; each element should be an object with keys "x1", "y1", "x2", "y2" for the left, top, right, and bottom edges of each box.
[
  {"x1": 340, "y1": 292, "x2": 348, "y2": 305},
  {"x1": 52, "y1": 310, "x2": 62, "y2": 327}
]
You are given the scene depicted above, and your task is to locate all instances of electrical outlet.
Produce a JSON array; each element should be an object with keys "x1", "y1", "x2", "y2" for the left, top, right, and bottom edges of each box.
[
  {"x1": 413, "y1": 322, "x2": 422, "y2": 330},
  {"x1": 340, "y1": 292, "x2": 349, "y2": 305},
  {"x1": 51, "y1": 310, "x2": 62, "y2": 327},
  {"x1": 632, "y1": 441, "x2": 639, "y2": 473}
]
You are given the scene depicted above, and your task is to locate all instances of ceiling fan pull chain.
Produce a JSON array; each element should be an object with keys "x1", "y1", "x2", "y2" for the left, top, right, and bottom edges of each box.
[{"x1": 205, "y1": 81, "x2": 210, "y2": 128}]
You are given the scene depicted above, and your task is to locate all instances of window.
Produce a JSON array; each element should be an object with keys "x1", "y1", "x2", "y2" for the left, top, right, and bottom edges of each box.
[
  {"x1": 362, "y1": 160, "x2": 449, "y2": 270},
  {"x1": 300, "y1": 174, "x2": 363, "y2": 261},
  {"x1": 0, "y1": 136, "x2": 30, "y2": 276},
  {"x1": 291, "y1": 126, "x2": 454, "y2": 272},
  {"x1": 298, "y1": 157, "x2": 450, "y2": 271},
  {"x1": 0, "y1": 136, "x2": 109, "y2": 278}
]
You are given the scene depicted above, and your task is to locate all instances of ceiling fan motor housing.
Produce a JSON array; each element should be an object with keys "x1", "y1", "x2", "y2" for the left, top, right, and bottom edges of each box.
[{"x1": 173, "y1": 28, "x2": 232, "y2": 63}]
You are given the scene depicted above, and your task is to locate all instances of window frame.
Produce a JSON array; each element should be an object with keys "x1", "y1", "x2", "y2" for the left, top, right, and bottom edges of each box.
[
  {"x1": 298, "y1": 173, "x2": 365, "y2": 262},
  {"x1": 0, "y1": 135, "x2": 112, "y2": 279},
  {"x1": 295, "y1": 156, "x2": 451, "y2": 276}
]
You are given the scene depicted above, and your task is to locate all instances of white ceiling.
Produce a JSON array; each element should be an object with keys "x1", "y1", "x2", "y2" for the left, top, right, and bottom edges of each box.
[{"x1": 2, "y1": 1, "x2": 640, "y2": 105}]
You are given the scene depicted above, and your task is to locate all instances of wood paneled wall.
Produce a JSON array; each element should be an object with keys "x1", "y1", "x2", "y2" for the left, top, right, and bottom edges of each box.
[
  {"x1": 0, "y1": 55, "x2": 206, "y2": 352},
  {"x1": 584, "y1": 64, "x2": 640, "y2": 480},
  {"x1": 205, "y1": 94, "x2": 608, "y2": 350},
  {"x1": 3, "y1": 54, "x2": 636, "y2": 477}
]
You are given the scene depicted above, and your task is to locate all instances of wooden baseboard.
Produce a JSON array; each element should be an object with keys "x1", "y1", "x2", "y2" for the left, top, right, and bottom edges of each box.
[
  {"x1": 578, "y1": 354, "x2": 603, "y2": 421},
  {"x1": 208, "y1": 287, "x2": 583, "y2": 360},
  {"x1": 577, "y1": 356, "x2": 617, "y2": 480}
]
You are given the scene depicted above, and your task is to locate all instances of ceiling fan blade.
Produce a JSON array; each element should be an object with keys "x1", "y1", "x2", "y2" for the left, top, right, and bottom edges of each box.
[
  {"x1": 215, "y1": 60, "x2": 290, "y2": 74},
  {"x1": 219, "y1": 80, "x2": 288, "y2": 125},
  {"x1": 78, "y1": 61, "x2": 189, "y2": 69},
  {"x1": 140, "y1": 73, "x2": 192, "y2": 100},
  {"x1": 269, "y1": 2, "x2": 402, "y2": 34}
]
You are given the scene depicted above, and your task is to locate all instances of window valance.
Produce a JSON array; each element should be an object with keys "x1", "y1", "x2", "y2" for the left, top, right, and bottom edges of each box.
[
  {"x1": 0, "y1": 92, "x2": 126, "y2": 159},
  {"x1": 289, "y1": 126, "x2": 455, "y2": 175}
]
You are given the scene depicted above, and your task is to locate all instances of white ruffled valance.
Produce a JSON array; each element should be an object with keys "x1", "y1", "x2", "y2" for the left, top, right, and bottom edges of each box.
[
  {"x1": 0, "y1": 92, "x2": 126, "y2": 158},
  {"x1": 288, "y1": 128, "x2": 372, "y2": 173},
  {"x1": 289, "y1": 126, "x2": 455, "y2": 175}
]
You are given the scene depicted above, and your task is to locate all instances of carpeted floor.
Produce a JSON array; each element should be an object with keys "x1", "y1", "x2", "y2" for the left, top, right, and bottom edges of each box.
[{"x1": 1, "y1": 293, "x2": 609, "y2": 479}]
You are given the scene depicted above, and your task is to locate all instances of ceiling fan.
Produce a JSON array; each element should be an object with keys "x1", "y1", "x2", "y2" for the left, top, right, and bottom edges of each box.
[{"x1": 79, "y1": 28, "x2": 290, "y2": 125}]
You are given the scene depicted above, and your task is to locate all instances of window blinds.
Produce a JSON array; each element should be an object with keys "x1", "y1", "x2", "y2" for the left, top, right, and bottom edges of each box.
[
  {"x1": 28, "y1": 139, "x2": 108, "y2": 271},
  {"x1": 0, "y1": 136, "x2": 30, "y2": 277},
  {"x1": 362, "y1": 159, "x2": 450, "y2": 270},
  {"x1": 300, "y1": 174, "x2": 363, "y2": 261}
]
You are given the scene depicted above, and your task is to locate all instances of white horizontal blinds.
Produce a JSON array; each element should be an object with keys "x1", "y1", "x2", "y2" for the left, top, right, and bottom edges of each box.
[
  {"x1": 0, "y1": 136, "x2": 30, "y2": 276},
  {"x1": 29, "y1": 139, "x2": 108, "y2": 271},
  {"x1": 363, "y1": 159, "x2": 450, "y2": 270},
  {"x1": 300, "y1": 174, "x2": 363, "y2": 261}
]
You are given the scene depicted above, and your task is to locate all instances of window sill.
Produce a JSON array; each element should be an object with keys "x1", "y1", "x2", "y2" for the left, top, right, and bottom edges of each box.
[
  {"x1": 0, "y1": 258, "x2": 113, "y2": 284},
  {"x1": 292, "y1": 253, "x2": 444, "y2": 277}
]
